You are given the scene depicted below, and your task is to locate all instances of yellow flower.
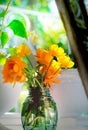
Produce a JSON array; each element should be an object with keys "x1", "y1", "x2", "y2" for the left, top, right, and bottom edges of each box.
[
  {"x1": 17, "y1": 44, "x2": 31, "y2": 57},
  {"x1": 59, "y1": 55, "x2": 74, "y2": 68},
  {"x1": 2, "y1": 56, "x2": 27, "y2": 84},
  {"x1": 49, "y1": 44, "x2": 74, "y2": 68},
  {"x1": 36, "y1": 49, "x2": 52, "y2": 66},
  {"x1": 50, "y1": 44, "x2": 65, "y2": 58}
]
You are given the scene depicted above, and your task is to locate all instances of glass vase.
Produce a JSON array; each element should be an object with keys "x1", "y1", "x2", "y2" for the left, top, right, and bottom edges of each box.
[{"x1": 21, "y1": 85, "x2": 58, "y2": 130}]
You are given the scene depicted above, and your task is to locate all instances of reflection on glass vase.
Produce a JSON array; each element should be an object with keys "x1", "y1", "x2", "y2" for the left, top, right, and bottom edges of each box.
[{"x1": 21, "y1": 85, "x2": 58, "y2": 130}]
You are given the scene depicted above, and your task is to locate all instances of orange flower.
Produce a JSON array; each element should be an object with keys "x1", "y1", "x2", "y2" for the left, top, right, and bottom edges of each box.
[
  {"x1": 17, "y1": 44, "x2": 31, "y2": 57},
  {"x1": 2, "y1": 56, "x2": 27, "y2": 84},
  {"x1": 43, "y1": 61, "x2": 61, "y2": 87},
  {"x1": 43, "y1": 74, "x2": 60, "y2": 88},
  {"x1": 36, "y1": 49, "x2": 52, "y2": 66}
]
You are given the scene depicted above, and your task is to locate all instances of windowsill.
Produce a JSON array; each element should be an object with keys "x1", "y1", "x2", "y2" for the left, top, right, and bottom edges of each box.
[{"x1": 0, "y1": 113, "x2": 88, "y2": 130}]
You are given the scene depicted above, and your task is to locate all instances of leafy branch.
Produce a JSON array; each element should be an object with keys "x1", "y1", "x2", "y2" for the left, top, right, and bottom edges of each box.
[{"x1": 0, "y1": 0, "x2": 28, "y2": 48}]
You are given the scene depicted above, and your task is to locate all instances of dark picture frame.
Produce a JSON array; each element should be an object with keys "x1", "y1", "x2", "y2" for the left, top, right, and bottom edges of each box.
[{"x1": 55, "y1": 0, "x2": 88, "y2": 98}]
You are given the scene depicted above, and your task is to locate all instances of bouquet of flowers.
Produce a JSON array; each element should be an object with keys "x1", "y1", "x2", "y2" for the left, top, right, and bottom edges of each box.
[
  {"x1": 1, "y1": 43, "x2": 74, "y2": 130},
  {"x1": 1, "y1": 44, "x2": 74, "y2": 88}
]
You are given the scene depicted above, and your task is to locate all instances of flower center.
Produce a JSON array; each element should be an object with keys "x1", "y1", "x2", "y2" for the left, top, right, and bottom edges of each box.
[{"x1": 53, "y1": 56, "x2": 58, "y2": 61}]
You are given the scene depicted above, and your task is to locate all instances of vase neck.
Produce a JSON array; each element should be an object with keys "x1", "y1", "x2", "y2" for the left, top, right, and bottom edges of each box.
[{"x1": 28, "y1": 86, "x2": 50, "y2": 97}]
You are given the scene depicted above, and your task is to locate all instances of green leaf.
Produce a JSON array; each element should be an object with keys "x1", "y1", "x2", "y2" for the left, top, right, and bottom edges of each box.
[
  {"x1": 1, "y1": 32, "x2": 9, "y2": 48},
  {"x1": 8, "y1": 20, "x2": 27, "y2": 39},
  {"x1": 58, "y1": 42, "x2": 64, "y2": 48},
  {"x1": 7, "y1": 48, "x2": 17, "y2": 56},
  {"x1": 0, "y1": 9, "x2": 5, "y2": 18},
  {"x1": 13, "y1": 13, "x2": 27, "y2": 28},
  {"x1": 0, "y1": 54, "x2": 6, "y2": 65}
]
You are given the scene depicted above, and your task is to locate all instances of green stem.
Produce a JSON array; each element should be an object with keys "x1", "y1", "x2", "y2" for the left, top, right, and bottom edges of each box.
[
  {"x1": 34, "y1": 77, "x2": 43, "y2": 89},
  {"x1": 53, "y1": 67, "x2": 61, "y2": 76},
  {"x1": 43, "y1": 58, "x2": 53, "y2": 81},
  {"x1": 0, "y1": 0, "x2": 12, "y2": 47},
  {"x1": 26, "y1": 55, "x2": 35, "y2": 70},
  {"x1": 31, "y1": 116, "x2": 44, "y2": 126},
  {"x1": 2, "y1": 0, "x2": 12, "y2": 26}
]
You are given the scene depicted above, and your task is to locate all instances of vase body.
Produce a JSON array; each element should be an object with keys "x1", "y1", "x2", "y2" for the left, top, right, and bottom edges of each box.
[{"x1": 21, "y1": 86, "x2": 58, "y2": 130}]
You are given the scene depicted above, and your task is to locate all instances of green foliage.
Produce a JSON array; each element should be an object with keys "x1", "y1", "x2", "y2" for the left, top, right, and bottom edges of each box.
[
  {"x1": 8, "y1": 20, "x2": 27, "y2": 39},
  {"x1": 0, "y1": 9, "x2": 5, "y2": 18},
  {"x1": 37, "y1": 5, "x2": 50, "y2": 12},
  {"x1": 1, "y1": 32, "x2": 9, "y2": 47},
  {"x1": 24, "y1": 68, "x2": 35, "y2": 87},
  {"x1": 7, "y1": 47, "x2": 17, "y2": 56},
  {"x1": 0, "y1": 0, "x2": 50, "y2": 12},
  {"x1": 12, "y1": 13, "x2": 27, "y2": 28},
  {"x1": 0, "y1": 54, "x2": 6, "y2": 65},
  {"x1": 0, "y1": 0, "x2": 8, "y2": 4},
  {"x1": 0, "y1": 1, "x2": 28, "y2": 48},
  {"x1": 35, "y1": 18, "x2": 68, "y2": 52},
  {"x1": 58, "y1": 42, "x2": 68, "y2": 54}
]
